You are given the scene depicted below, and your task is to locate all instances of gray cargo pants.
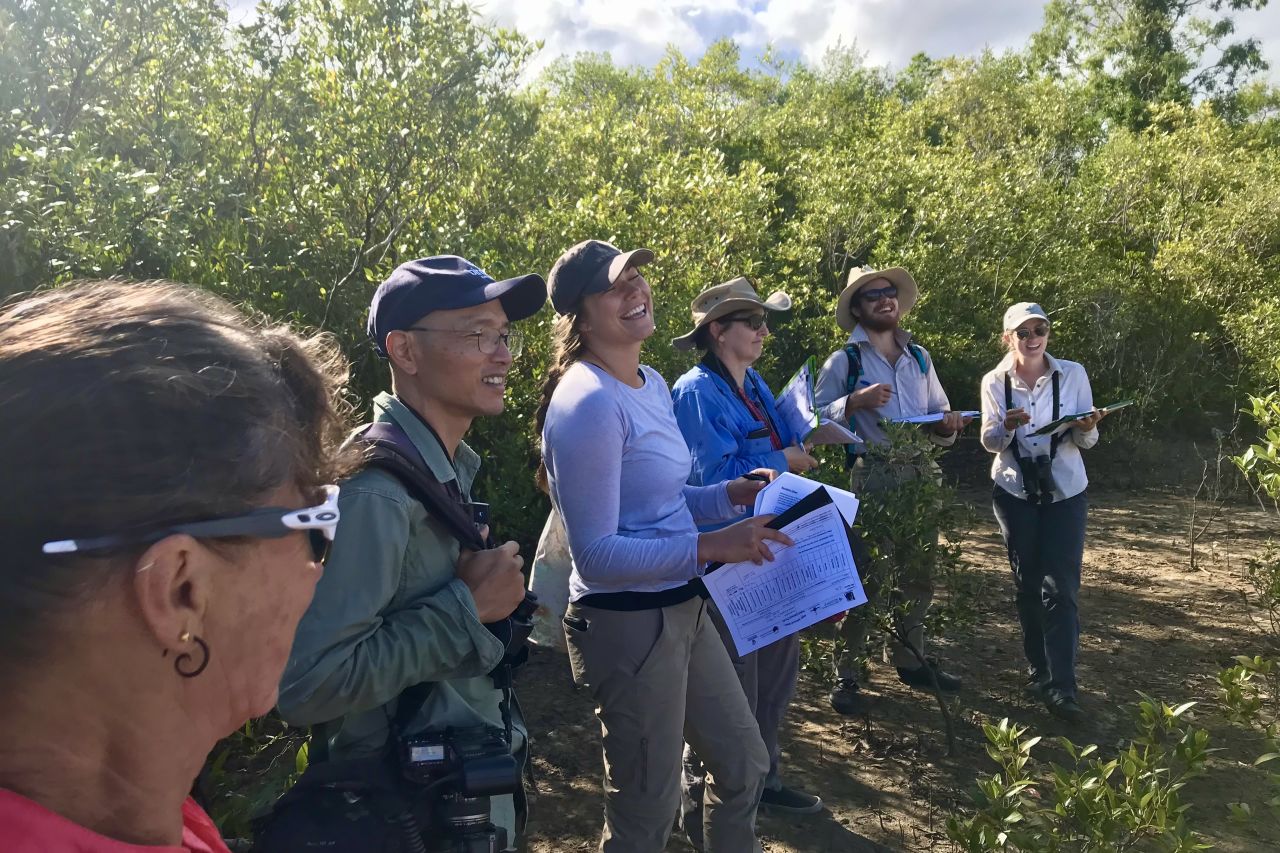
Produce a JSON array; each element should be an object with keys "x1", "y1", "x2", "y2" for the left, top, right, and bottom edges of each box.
[
  {"x1": 564, "y1": 595, "x2": 768, "y2": 853},
  {"x1": 682, "y1": 604, "x2": 800, "y2": 834}
]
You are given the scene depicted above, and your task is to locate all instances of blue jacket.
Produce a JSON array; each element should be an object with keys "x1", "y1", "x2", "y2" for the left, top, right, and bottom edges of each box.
[{"x1": 671, "y1": 363, "x2": 801, "y2": 529}]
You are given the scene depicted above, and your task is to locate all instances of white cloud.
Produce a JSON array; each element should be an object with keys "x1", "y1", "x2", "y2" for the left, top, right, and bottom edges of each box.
[
  {"x1": 473, "y1": 0, "x2": 728, "y2": 76},
  {"x1": 221, "y1": 0, "x2": 1277, "y2": 84},
  {"x1": 479, "y1": 0, "x2": 1278, "y2": 85},
  {"x1": 745, "y1": 0, "x2": 1046, "y2": 67}
]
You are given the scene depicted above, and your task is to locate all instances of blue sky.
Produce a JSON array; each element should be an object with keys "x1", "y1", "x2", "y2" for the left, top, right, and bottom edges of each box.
[{"x1": 226, "y1": 0, "x2": 1280, "y2": 84}]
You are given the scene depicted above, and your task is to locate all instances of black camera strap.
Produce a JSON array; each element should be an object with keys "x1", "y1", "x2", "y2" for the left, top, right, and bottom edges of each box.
[{"x1": 356, "y1": 419, "x2": 490, "y2": 551}]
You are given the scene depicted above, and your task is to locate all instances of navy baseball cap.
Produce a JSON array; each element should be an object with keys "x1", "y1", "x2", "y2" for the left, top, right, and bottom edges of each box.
[
  {"x1": 367, "y1": 256, "x2": 546, "y2": 357},
  {"x1": 547, "y1": 240, "x2": 655, "y2": 315}
]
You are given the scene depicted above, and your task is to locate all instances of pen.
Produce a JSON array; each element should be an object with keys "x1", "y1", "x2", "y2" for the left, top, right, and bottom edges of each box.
[
  {"x1": 858, "y1": 379, "x2": 892, "y2": 394},
  {"x1": 742, "y1": 472, "x2": 771, "y2": 483}
]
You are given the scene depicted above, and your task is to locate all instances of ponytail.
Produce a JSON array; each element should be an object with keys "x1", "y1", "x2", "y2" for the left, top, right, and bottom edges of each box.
[{"x1": 534, "y1": 312, "x2": 588, "y2": 493}]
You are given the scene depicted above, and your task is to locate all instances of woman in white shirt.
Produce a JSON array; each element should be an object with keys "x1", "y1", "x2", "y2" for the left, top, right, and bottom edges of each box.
[{"x1": 979, "y1": 302, "x2": 1106, "y2": 724}]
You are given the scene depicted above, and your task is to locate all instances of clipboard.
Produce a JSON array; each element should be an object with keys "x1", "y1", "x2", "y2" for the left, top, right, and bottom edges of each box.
[
  {"x1": 1029, "y1": 398, "x2": 1135, "y2": 436},
  {"x1": 703, "y1": 485, "x2": 856, "y2": 575}
]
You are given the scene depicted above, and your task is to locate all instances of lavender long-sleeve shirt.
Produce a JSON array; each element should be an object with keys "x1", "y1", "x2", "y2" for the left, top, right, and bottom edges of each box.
[{"x1": 542, "y1": 361, "x2": 740, "y2": 602}]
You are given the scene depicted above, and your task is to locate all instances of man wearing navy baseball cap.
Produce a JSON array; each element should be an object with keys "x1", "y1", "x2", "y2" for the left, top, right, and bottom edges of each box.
[{"x1": 279, "y1": 256, "x2": 546, "y2": 850}]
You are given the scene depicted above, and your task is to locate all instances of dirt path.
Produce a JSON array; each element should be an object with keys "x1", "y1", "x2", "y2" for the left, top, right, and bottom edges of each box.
[{"x1": 519, "y1": 490, "x2": 1279, "y2": 852}]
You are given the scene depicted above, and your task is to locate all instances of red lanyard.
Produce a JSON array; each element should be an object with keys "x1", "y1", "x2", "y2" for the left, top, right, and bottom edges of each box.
[{"x1": 737, "y1": 386, "x2": 783, "y2": 450}]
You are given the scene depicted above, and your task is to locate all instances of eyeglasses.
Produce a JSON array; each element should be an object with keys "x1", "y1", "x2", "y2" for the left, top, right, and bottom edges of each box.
[
  {"x1": 1015, "y1": 324, "x2": 1049, "y2": 340},
  {"x1": 724, "y1": 313, "x2": 768, "y2": 331},
  {"x1": 404, "y1": 327, "x2": 523, "y2": 358},
  {"x1": 42, "y1": 485, "x2": 341, "y2": 564},
  {"x1": 858, "y1": 286, "x2": 898, "y2": 303}
]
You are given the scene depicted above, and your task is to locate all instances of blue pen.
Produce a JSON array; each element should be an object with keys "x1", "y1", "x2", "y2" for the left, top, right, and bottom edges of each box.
[{"x1": 859, "y1": 379, "x2": 892, "y2": 394}]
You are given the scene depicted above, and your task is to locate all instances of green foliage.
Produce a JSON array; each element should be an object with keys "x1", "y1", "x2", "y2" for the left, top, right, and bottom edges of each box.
[
  {"x1": 947, "y1": 699, "x2": 1212, "y2": 851},
  {"x1": 3, "y1": 0, "x2": 1277, "y2": 844},
  {"x1": 1234, "y1": 363, "x2": 1280, "y2": 502},
  {"x1": 855, "y1": 424, "x2": 978, "y2": 639},
  {"x1": 200, "y1": 714, "x2": 306, "y2": 840},
  {"x1": 2, "y1": 0, "x2": 1278, "y2": 552},
  {"x1": 829, "y1": 425, "x2": 981, "y2": 750},
  {"x1": 1215, "y1": 655, "x2": 1280, "y2": 830},
  {"x1": 1031, "y1": 0, "x2": 1271, "y2": 128}
]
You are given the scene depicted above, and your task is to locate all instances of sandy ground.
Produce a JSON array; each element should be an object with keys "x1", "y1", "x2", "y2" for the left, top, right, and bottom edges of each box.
[{"x1": 519, "y1": 489, "x2": 1280, "y2": 852}]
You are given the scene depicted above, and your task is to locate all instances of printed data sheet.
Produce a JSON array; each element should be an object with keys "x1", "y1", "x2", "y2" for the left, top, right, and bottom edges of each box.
[{"x1": 702, "y1": 500, "x2": 867, "y2": 655}]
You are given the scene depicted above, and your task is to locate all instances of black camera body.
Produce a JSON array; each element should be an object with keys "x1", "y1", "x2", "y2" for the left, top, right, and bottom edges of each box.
[
  {"x1": 1017, "y1": 455, "x2": 1059, "y2": 503},
  {"x1": 400, "y1": 726, "x2": 521, "y2": 852}
]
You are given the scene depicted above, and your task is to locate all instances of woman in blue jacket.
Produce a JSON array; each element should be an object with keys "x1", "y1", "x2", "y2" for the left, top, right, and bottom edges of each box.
[{"x1": 670, "y1": 277, "x2": 822, "y2": 837}]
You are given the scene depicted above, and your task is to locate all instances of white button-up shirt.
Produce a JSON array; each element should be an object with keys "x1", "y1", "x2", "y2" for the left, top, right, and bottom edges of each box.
[
  {"x1": 814, "y1": 325, "x2": 956, "y2": 448},
  {"x1": 980, "y1": 353, "x2": 1098, "y2": 502}
]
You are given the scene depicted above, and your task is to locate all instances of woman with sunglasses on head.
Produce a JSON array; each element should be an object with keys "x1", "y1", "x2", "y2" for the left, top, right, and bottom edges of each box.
[
  {"x1": 537, "y1": 242, "x2": 792, "y2": 852},
  {"x1": 0, "y1": 281, "x2": 353, "y2": 850},
  {"x1": 668, "y1": 278, "x2": 822, "y2": 841},
  {"x1": 980, "y1": 302, "x2": 1106, "y2": 724}
]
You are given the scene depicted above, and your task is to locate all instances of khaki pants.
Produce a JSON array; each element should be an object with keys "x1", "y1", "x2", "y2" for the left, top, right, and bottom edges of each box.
[
  {"x1": 682, "y1": 605, "x2": 800, "y2": 813},
  {"x1": 564, "y1": 596, "x2": 768, "y2": 853},
  {"x1": 834, "y1": 457, "x2": 937, "y2": 679}
]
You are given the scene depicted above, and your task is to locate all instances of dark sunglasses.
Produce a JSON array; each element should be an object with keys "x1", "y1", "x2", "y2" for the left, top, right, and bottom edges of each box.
[
  {"x1": 42, "y1": 485, "x2": 341, "y2": 564},
  {"x1": 858, "y1": 285, "x2": 898, "y2": 303},
  {"x1": 1015, "y1": 324, "x2": 1050, "y2": 340},
  {"x1": 724, "y1": 313, "x2": 768, "y2": 331}
]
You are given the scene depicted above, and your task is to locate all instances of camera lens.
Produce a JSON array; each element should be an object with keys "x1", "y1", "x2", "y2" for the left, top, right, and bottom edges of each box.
[{"x1": 440, "y1": 794, "x2": 492, "y2": 830}]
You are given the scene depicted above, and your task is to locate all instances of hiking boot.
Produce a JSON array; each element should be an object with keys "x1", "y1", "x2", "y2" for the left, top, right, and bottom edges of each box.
[
  {"x1": 760, "y1": 785, "x2": 823, "y2": 815},
  {"x1": 1023, "y1": 672, "x2": 1050, "y2": 699},
  {"x1": 829, "y1": 677, "x2": 866, "y2": 715},
  {"x1": 896, "y1": 658, "x2": 962, "y2": 692},
  {"x1": 1046, "y1": 693, "x2": 1086, "y2": 724}
]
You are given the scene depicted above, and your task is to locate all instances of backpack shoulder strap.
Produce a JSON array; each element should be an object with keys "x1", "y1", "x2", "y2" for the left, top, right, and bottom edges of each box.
[
  {"x1": 907, "y1": 342, "x2": 929, "y2": 374},
  {"x1": 353, "y1": 421, "x2": 487, "y2": 551},
  {"x1": 841, "y1": 345, "x2": 864, "y2": 470},
  {"x1": 842, "y1": 344, "x2": 862, "y2": 393}
]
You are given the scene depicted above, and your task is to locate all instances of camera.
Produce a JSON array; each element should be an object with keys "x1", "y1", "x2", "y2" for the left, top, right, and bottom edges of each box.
[
  {"x1": 1017, "y1": 455, "x2": 1058, "y2": 503},
  {"x1": 400, "y1": 726, "x2": 521, "y2": 852},
  {"x1": 484, "y1": 591, "x2": 539, "y2": 671}
]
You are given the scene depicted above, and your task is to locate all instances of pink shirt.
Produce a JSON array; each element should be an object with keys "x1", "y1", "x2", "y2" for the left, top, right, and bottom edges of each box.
[{"x1": 0, "y1": 788, "x2": 230, "y2": 853}]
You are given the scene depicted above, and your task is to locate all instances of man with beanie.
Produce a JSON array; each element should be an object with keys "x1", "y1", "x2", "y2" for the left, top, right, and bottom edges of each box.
[{"x1": 278, "y1": 256, "x2": 546, "y2": 849}]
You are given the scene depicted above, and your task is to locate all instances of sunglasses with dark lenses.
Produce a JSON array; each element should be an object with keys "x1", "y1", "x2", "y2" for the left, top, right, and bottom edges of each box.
[
  {"x1": 1015, "y1": 324, "x2": 1050, "y2": 340},
  {"x1": 42, "y1": 485, "x2": 341, "y2": 564},
  {"x1": 725, "y1": 313, "x2": 768, "y2": 331},
  {"x1": 858, "y1": 285, "x2": 898, "y2": 303}
]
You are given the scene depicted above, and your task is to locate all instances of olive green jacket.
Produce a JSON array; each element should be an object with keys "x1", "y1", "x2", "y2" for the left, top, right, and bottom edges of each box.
[{"x1": 278, "y1": 392, "x2": 522, "y2": 840}]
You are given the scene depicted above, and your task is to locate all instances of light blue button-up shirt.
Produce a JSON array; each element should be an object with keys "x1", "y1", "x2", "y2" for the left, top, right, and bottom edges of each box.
[{"x1": 814, "y1": 325, "x2": 956, "y2": 447}]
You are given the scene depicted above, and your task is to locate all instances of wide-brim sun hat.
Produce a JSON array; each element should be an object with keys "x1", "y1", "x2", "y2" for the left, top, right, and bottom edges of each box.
[
  {"x1": 671, "y1": 276, "x2": 791, "y2": 351},
  {"x1": 835, "y1": 266, "x2": 919, "y2": 332},
  {"x1": 547, "y1": 239, "x2": 655, "y2": 316}
]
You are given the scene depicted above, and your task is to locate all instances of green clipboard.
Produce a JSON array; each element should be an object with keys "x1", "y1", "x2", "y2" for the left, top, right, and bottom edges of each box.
[{"x1": 1029, "y1": 399, "x2": 1135, "y2": 436}]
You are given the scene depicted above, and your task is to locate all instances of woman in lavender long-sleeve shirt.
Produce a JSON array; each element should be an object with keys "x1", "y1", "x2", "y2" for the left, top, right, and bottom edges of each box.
[{"x1": 536, "y1": 240, "x2": 790, "y2": 853}]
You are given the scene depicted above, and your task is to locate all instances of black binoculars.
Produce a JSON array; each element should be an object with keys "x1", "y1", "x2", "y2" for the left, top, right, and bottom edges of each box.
[{"x1": 1017, "y1": 455, "x2": 1058, "y2": 504}]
